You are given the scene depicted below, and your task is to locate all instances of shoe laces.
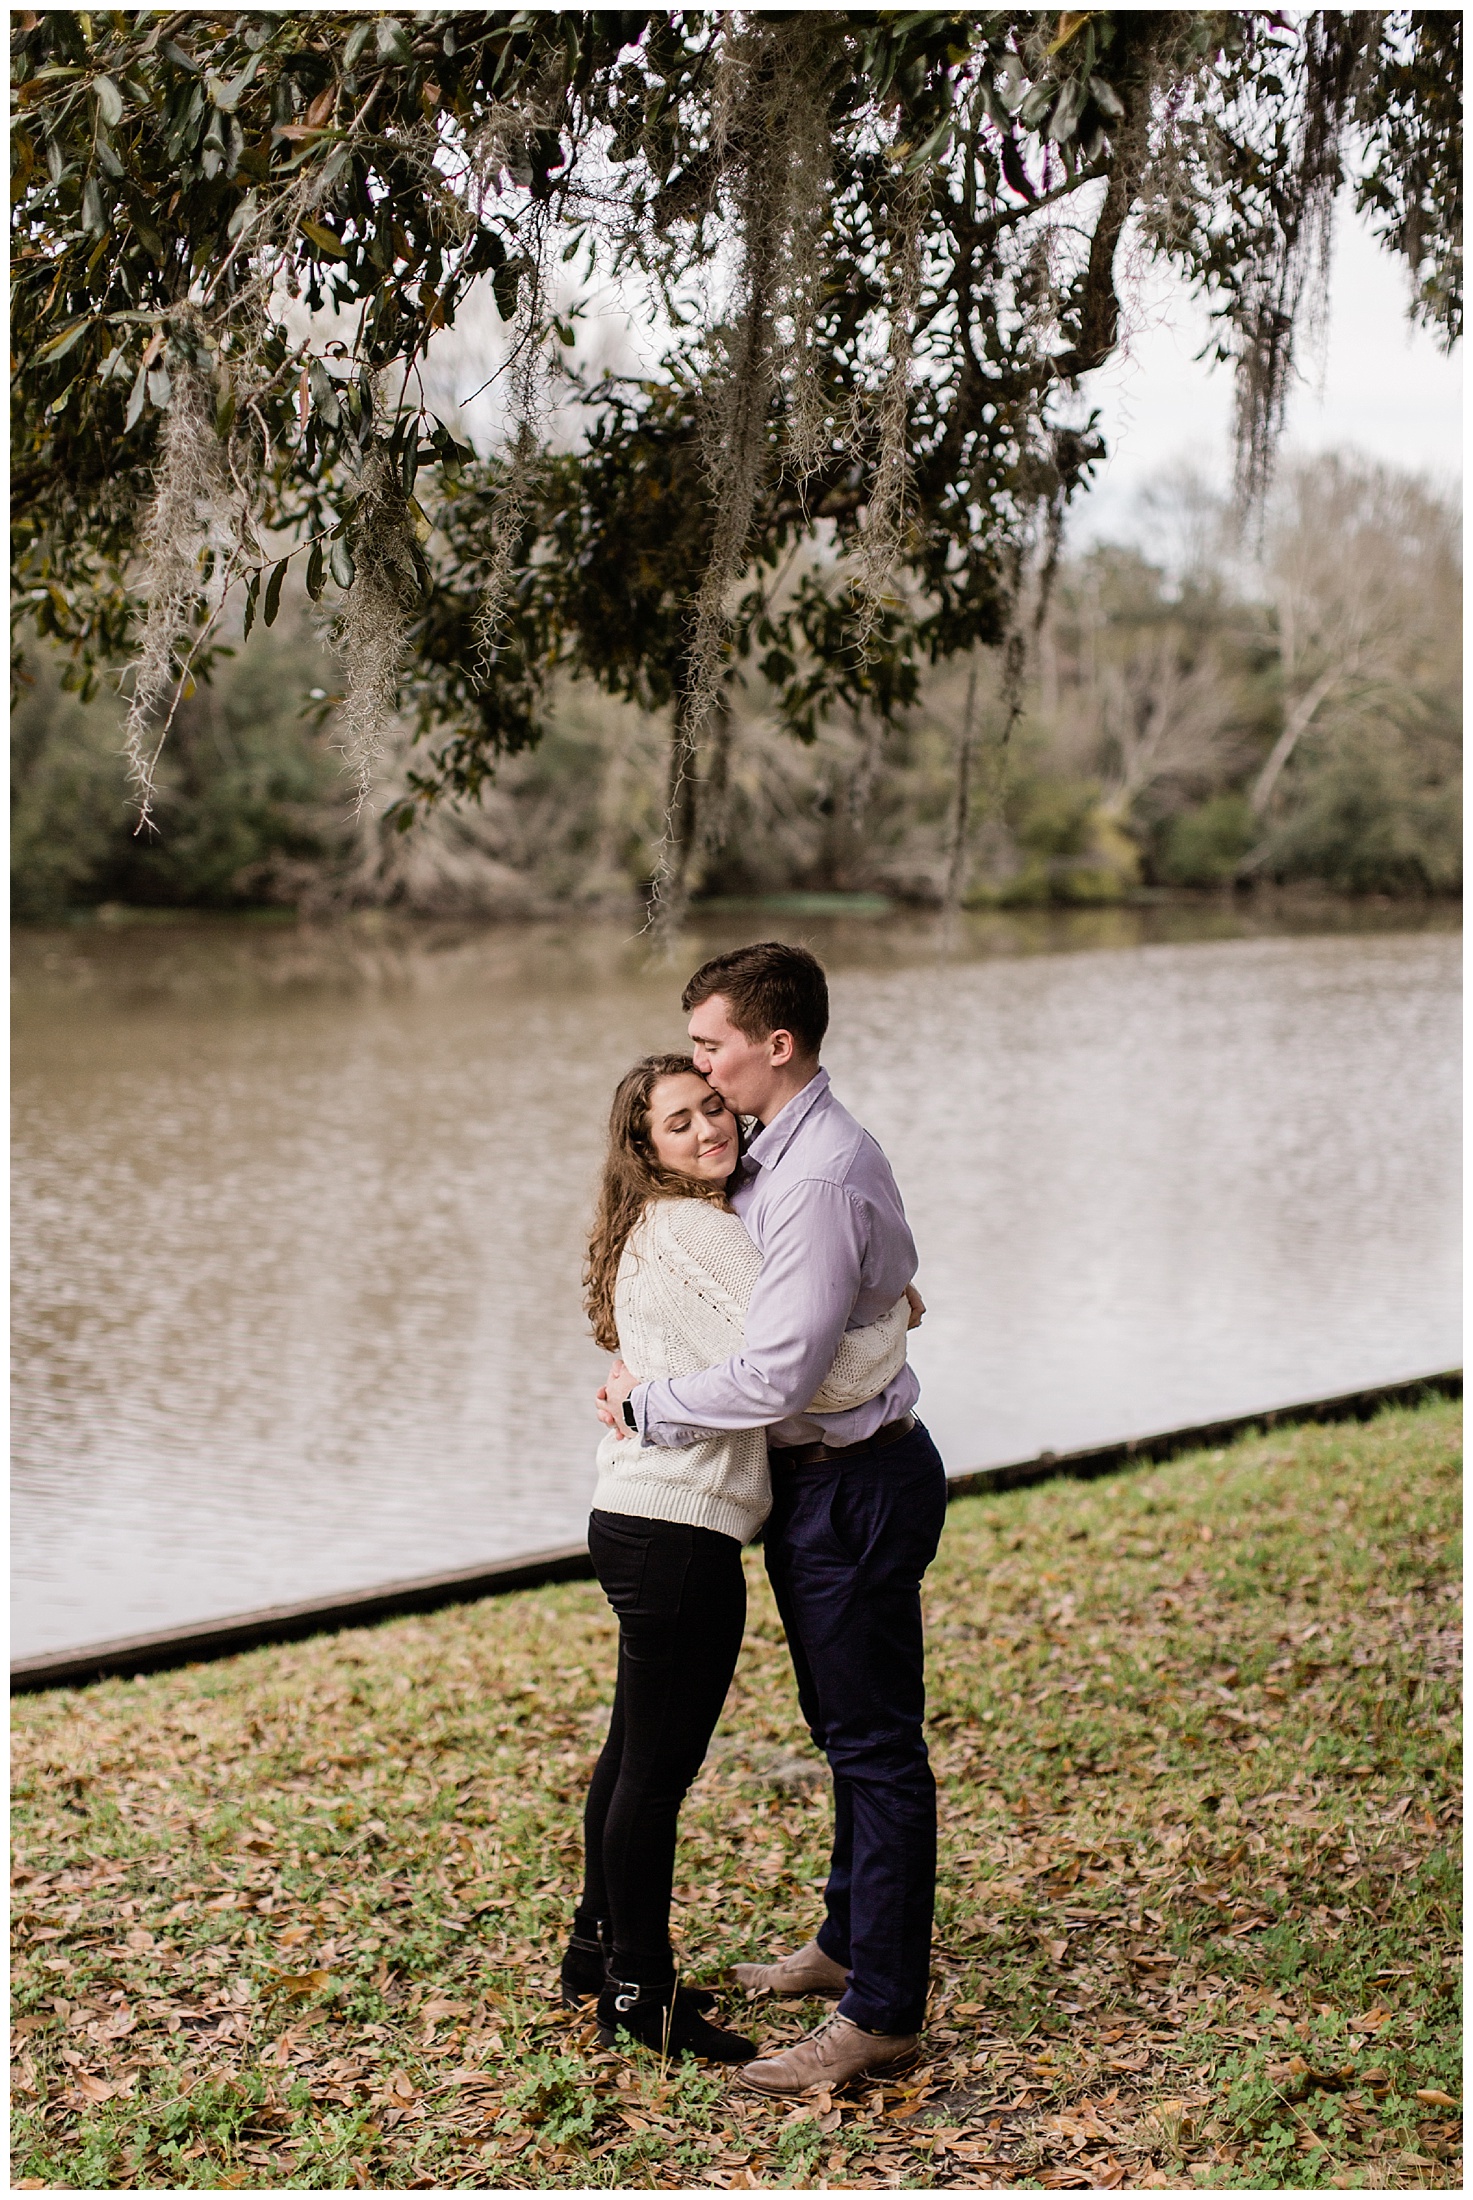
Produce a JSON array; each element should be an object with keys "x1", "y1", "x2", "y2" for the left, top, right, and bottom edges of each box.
[{"x1": 806, "y1": 2010, "x2": 855, "y2": 2055}]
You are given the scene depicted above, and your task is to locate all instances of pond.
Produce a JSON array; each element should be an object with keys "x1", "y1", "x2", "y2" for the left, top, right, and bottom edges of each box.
[{"x1": 12, "y1": 901, "x2": 1460, "y2": 1658}]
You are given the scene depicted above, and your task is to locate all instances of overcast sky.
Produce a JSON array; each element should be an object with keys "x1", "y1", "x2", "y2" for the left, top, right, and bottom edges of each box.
[{"x1": 1072, "y1": 207, "x2": 1463, "y2": 545}]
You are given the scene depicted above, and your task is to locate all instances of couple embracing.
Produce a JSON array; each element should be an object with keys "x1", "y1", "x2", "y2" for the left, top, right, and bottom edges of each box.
[{"x1": 562, "y1": 941, "x2": 949, "y2": 2098}]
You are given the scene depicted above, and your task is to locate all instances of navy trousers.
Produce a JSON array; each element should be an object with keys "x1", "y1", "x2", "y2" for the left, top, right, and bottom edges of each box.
[{"x1": 763, "y1": 1419, "x2": 948, "y2": 2036}]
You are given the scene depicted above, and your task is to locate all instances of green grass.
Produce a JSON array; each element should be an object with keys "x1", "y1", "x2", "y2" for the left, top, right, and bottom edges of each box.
[{"x1": 11, "y1": 1401, "x2": 1461, "y2": 2189}]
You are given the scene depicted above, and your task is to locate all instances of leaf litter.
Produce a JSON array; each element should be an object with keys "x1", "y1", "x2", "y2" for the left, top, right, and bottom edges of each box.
[{"x1": 11, "y1": 1402, "x2": 1461, "y2": 2188}]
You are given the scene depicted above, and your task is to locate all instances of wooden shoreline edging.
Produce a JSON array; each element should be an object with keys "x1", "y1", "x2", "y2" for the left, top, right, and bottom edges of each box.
[{"x1": 12, "y1": 1368, "x2": 1460, "y2": 1696}]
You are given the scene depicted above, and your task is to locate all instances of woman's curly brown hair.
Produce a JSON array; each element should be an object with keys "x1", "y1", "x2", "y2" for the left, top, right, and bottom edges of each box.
[{"x1": 584, "y1": 1053, "x2": 735, "y2": 1353}]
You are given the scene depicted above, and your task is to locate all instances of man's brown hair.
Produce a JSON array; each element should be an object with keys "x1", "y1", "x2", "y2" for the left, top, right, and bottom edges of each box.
[{"x1": 682, "y1": 941, "x2": 829, "y2": 1059}]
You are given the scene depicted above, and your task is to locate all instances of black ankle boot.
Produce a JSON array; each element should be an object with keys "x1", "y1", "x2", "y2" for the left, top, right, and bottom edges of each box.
[
  {"x1": 596, "y1": 1976, "x2": 755, "y2": 2064},
  {"x1": 561, "y1": 1917, "x2": 717, "y2": 2012},
  {"x1": 559, "y1": 1922, "x2": 608, "y2": 2006},
  {"x1": 567, "y1": 1936, "x2": 611, "y2": 2006}
]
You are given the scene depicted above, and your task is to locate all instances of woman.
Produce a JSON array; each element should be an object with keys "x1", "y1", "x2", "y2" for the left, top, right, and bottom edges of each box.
[{"x1": 562, "y1": 1052, "x2": 909, "y2": 2063}]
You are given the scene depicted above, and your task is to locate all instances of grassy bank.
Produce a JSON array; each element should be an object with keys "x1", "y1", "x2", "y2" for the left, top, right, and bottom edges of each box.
[{"x1": 12, "y1": 1403, "x2": 1461, "y2": 2190}]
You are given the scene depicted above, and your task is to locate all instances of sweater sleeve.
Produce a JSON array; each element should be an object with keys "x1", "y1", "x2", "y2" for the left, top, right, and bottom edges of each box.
[{"x1": 808, "y1": 1294, "x2": 909, "y2": 1410}]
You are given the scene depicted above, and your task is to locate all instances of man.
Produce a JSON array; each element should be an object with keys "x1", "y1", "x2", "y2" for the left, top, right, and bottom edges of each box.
[{"x1": 596, "y1": 941, "x2": 948, "y2": 2095}]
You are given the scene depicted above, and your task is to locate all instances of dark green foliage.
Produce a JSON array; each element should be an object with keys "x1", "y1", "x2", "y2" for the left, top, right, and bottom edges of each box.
[
  {"x1": 1160, "y1": 794, "x2": 1259, "y2": 886},
  {"x1": 11, "y1": 624, "x2": 346, "y2": 917},
  {"x1": 1352, "y1": 10, "x2": 1463, "y2": 342},
  {"x1": 1260, "y1": 732, "x2": 1463, "y2": 896}
]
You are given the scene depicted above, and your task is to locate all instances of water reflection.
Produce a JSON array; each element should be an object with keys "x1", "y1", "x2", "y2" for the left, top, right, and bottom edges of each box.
[{"x1": 12, "y1": 903, "x2": 1459, "y2": 1656}]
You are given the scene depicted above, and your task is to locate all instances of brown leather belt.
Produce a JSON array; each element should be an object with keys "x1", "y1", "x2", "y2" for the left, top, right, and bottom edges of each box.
[{"x1": 768, "y1": 1411, "x2": 916, "y2": 1471}]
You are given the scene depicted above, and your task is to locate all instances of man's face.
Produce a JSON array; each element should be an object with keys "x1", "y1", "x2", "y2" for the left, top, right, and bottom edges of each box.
[{"x1": 687, "y1": 993, "x2": 790, "y2": 1120}]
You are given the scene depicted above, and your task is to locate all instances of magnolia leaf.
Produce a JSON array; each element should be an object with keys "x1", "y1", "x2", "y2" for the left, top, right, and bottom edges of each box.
[
  {"x1": 300, "y1": 217, "x2": 346, "y2": 260},
  {"x1": 92, "y1": 73, "x2": 124, "y2": 127},
  {"x1": 263, "y1": 557, "x2": 288, "y2": 627},
  {"x1": 904, "y1": 113, "x2": 953, "y2": 174},
  {"x1": 492, "y1": 258, "x2": 522, "y2": 321},
  {"x1": 408, "y1": 496, "x2": 431, "y2": 546},
  {"x1": 343, "y1": 19, "x2": 374, "y2": 69},
  {"x1": 81, "y1": 174, "x2": 105, "y2": 236},
  {"x1": 1048, "y1": 11, "x2": 1093, "y2": 54},
  {"x1": 146, "y1": 363, "x2": 171, "y2": 409},
  {"x1": 124, "y1": 359, "x2": 149, "y2": 431},
  {"x1": 1018, "y1": 81, "x2": 1057, "y2": 130},
  {"x1": 241, "y1": 569, "x2": 260, "y2": 639},
  {"x1": 999, "y1": 134, "x2": 1037, "y2": 201},
  {"x1": 227, "y1": 188, "x2": 260, "y2": 240},
  {"x1": 37, "y1": 318, "x2": 91, "y2": 363},
  {"x1": 1048, "y1": 77, "x2": 1088, "y2": 145},
  {"x1": 308, "y1": 357, "x2": 342, "y2": 428},
  {"x1": 209, "y1": 54, "x2": 260, "y2": 113},
  {"x1": 306, "y1": 537, "x2": 325, "y2": 601},
  {"x1": 1090, "y1": 73, "x2": 1126, "y2": 121},
  {"x1": 329, "y1": 537, "x2": 355, "y2": 590}
]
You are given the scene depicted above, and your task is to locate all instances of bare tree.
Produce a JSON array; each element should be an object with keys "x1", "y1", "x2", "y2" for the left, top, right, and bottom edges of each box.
[
  {"x1": 1038, "y1": 550, "x2": 1247, "y2": 818},
  {"x1": 1251, "y1": 454, "x2": 1461, "y2": 815}
]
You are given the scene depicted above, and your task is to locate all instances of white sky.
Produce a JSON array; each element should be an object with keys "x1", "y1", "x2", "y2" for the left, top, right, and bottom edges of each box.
[{"x1": 1072, "y1": 205, "x2": 1463, "y2": 545}]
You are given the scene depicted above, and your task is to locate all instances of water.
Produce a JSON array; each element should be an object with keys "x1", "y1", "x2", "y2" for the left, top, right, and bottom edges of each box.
[{"x1": 12, "y1": 903, "x2": 1460, "y2": 1658}]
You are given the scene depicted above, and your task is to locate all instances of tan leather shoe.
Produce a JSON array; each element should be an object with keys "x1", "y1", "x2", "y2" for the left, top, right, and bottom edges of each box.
[
  {"x1": 731, "y1": 1939, "x2": 850, "y2": 1997},
  {"x1": 737, "y1": 2010, "x2": 919, "y2": 2097}
]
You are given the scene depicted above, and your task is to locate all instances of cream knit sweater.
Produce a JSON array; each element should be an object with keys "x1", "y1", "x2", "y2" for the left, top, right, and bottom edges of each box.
[{"x1": 592, "y1": 1197, "x2": 909, "y2": 1543}]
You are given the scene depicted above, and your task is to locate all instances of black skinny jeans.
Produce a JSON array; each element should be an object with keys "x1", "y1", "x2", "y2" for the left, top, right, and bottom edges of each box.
[{"x1": 579, "y1": 1510, "x2": 746, "y2": 1983}]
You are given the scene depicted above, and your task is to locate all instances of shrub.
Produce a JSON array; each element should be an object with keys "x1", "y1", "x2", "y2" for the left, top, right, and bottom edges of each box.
[
  {"x1": 1158, "y1": 794, "x2": 1260, "y2": 886},
  {"x1": 1263, "y1": 732, "x2": 1462, "y2": 895}
]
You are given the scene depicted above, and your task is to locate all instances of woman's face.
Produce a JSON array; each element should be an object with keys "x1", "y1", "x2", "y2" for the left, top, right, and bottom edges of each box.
[{"x1": 644, "y1": 1071, "x2": 739, "y2": 1185}]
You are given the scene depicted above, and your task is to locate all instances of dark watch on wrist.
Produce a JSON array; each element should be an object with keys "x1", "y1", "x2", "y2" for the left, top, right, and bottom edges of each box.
[{"x1": 621, "y1": 1396, "x2": 638, "y2": 1432}]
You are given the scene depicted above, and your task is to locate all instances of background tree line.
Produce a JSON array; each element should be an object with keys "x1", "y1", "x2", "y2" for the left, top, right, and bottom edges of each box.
[{"x1": 12, "y1": 449, "x2": 1459, "y2": 921}]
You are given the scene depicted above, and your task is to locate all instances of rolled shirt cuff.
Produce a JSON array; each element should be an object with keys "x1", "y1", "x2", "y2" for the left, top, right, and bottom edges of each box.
[{"x1": 632, "y1": 1377, "x2": 722, "y2": 1450}]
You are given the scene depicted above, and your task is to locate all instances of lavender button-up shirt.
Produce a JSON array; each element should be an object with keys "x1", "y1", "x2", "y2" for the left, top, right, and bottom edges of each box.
[{"x1": 631, "y1": 1068, "x2": 922, "y2": 1451}]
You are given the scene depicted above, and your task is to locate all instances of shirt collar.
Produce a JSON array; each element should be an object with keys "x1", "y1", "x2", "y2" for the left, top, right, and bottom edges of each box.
[{"x1": 744, "y1": 1067, "x2": 831, "y2": 1173}]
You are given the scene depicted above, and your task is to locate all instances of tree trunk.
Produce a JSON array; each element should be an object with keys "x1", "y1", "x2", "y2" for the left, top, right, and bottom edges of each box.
[
  {"x1": 944, "y1": 651, "x2": 982, "y2": 911},
  {"x1": 1250, "y1": 661, "x2": 1340, "y2": 815},
  {"x1": 648, "y1": 689, "x2": 700, "y2": 933},
  {"x1": 698, "y1": 689, "x2": 733, "y2": 867}
]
